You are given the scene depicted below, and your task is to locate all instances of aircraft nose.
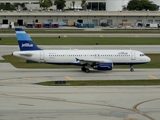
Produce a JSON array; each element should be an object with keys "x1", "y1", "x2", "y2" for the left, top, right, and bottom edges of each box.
[{"x1": 146, "y1": 56, "x2": 151, "y2": 62}]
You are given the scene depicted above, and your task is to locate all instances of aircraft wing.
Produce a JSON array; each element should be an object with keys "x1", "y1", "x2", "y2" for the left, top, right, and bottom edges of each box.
[{"x1": 77, "y1": 58, "x2": 112, "y2": 65}]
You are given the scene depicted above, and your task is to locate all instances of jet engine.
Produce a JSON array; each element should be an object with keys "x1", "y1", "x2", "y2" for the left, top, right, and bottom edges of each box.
[{"x1": 92, "y1": 62, "x2": 113, "y2": 70}]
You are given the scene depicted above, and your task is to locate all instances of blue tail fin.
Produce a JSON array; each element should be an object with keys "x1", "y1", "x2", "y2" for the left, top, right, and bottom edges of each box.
[{"x1": 15, "y1": 28, "x2": 41, "y2": 51}]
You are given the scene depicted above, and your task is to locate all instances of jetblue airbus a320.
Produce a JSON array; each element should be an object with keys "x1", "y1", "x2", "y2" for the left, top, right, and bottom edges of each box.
[{"x1": 13, "y1": 28, "x2": 151, "y2": 73}]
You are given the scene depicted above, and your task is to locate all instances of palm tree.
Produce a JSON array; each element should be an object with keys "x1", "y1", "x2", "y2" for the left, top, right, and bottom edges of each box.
[
  {"x1": 72, "y1": 0, "x2": 75, "y2": 9},
  {"x1": 39, "y1": 0, "x2": 53, "y2": 10},
  {"x1": 54, "y1": 0, "x2": 66, "y2": 10},
  {"x1": 81, "y1": 0, "x2": 87, "y2": 10}
]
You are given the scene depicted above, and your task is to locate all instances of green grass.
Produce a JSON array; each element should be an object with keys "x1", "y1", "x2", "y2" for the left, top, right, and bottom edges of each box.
[
  {"x1": 1, "y1": 54, "x2": 160, "y2": 69},
  {"x1": 1, "y1": 37, "x2": 160, "y2": 45},
  {"x1": 36, "y1": 80, "x2": 160, "y2": 86},
  {"x1": 1, "y1": 29, "x2": 160, "y2": 33},
  {"x1": 0, "y1": 29, "x2": 84, "y2": 33}
]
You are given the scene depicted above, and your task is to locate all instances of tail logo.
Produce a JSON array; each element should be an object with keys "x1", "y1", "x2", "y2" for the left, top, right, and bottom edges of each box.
[
  {"x1": 75, "y1": 58, "x2": 79, "y2": 62},
  {"x1": 15, "y1": 28, "x2": 41, "y2": 51},
  {"x1": 22, "y1": 43, "x2": 33, "y2": 48}
]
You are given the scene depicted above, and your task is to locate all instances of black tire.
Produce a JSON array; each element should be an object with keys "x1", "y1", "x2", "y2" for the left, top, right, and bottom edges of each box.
[
  {"x1": 130, "y1": 68, "x2": 134, "y2": 72},
  {"x1": 81, "y1": 67, "x2": 86, "y2": 71},
  {"x1": 85, "y1": 68, "x2": 90, "y2": 73}
]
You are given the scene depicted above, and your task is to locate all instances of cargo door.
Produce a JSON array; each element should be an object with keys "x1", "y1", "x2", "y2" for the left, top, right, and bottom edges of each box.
[
  {"x1": 3, "y1": 19, "x2": 8, "y2": 24},
  {"x1": 93, "y1": 19, "x2": 98, "y2": 26},
  {"x1": 17, "y1": 19, "x2": 23, "y2": 26},
  {"x1": 107, "y1": 19, "x2": 113, "y2": 26}
]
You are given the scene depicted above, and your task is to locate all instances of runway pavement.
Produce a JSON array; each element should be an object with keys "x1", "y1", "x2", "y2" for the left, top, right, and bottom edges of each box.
[
  {"x1": 1, "y1": 33, "x2": 160, "y2": 37},
  {"x1": 0, "y1": 60, "x2": 159, "y2": 120},
  {"x1": 0, "y1": 63, "x2": 160, "y2": 82},
  {"x1": 0, "y1": 63, "x2": 160, "y2": 120},
  {"x1": 0, "y1": 44, "x2": 160, "y2": 120}
]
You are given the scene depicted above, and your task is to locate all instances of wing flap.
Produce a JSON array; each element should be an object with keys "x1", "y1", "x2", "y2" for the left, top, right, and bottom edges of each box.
[{"x1": 78, "y1": 58, "x2": 112, "y2": 65}]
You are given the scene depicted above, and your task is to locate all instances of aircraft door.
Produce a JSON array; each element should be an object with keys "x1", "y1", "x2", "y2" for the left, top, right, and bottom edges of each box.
[
  {"x1": 40, "y1": 51, "x2": 44, "y2": 61},
  {"x1": 131, "y1": 51, "x2": 136, "y2": 60}
]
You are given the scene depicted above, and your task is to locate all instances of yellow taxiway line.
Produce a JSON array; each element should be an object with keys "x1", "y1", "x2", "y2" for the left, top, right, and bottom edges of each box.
[
  {"x1": 149, "y1": 75, "x2": 158, "y2": 79},
  {"x1": 65, "y1": 76, "x2": 73, "y2": 80}
]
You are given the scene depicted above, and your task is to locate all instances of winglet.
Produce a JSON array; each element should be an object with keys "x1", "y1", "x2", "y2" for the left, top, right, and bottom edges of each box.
[{"x1": 15, "y1": 28, "x2": 41, "y2": 51}]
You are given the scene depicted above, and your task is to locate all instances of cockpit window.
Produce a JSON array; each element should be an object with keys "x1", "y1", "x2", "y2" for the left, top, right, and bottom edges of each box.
[{"x1": 140, "y1": 54, "x2": 145, "y2": 56}]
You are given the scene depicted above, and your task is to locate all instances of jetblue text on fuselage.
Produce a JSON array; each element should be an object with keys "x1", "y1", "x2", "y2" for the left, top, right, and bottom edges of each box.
[
  {"x1": 118, "y1": 52, "x2": 128, "y2": 54},
  {"x1": 22, "y1": 43, "x2": 33, "y2": 47}
]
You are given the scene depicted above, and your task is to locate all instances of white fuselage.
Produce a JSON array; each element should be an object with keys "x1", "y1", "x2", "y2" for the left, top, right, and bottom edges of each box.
[{"x1": 13, "y1": 49, "x2": 151, "y2": 65}]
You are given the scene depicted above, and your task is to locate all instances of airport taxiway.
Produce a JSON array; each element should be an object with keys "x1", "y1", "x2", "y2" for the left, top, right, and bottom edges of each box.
[
  {"x1": 1, "y1": 33, "x2": 160, "y2": 38},
  {"x1": 0, "y1": 64, "x2": 160, "y2": 120},
  {"x1": 0, "y1": 63, "x2": 159, "y2": 120},
  {"x1": 0, "y1": 75, "x2": 160, "y2": 120},
  {"x1": 0, "y1": 63, "x2": 160, "y2": 82},
  {"x1": 0, "y1": 44, "x2": 160, "y2": 120}
]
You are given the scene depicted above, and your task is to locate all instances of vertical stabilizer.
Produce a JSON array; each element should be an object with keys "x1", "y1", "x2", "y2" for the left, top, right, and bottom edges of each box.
[{"x1": 15, "y1": 28, "x2": 41, "y2": 51}]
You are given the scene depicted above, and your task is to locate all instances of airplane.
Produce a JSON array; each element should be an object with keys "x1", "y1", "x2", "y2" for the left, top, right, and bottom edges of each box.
[{"x1": 13, "y1": 28, "x2": 151, "y2": 73}]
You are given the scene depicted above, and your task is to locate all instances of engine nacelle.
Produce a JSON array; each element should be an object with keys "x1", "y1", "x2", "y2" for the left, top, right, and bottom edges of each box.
[{"x1": 92, "y1": 63, "x2": 113, "y2": 70}]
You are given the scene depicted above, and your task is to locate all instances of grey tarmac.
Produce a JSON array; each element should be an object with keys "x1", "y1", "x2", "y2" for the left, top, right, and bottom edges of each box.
[
  {"x1": 0, "y1": 68, "x2": 160, "y2": 120},
  {"x1": 0, "y1": 44, "x2": 160, "y2": 120},
  {"x1": 1, "y1": 33, "x2": 160, "y2": 37},
  {"x1": 0, "y1": 63, "x2": 159, "y2": 120},
  {"x1": 0, "y1": 63, "x2": 160, "y2": 82}
]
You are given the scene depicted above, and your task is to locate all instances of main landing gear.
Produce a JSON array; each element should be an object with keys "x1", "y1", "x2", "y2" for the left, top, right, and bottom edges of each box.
[
  {"x1": 81, "y1": 66, "x2": 90, "y2": 73},
  {"x1": 130, "y1": 65, "x2": 134, "y2": 72}
]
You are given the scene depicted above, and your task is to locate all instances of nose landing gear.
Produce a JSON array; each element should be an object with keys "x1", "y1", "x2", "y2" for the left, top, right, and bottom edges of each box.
[{"x1": 130, "y1": 65, "x2": 134, "y2": 72}]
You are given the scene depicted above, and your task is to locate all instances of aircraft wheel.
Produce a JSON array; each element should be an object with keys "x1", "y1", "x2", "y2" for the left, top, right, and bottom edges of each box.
[
  {"x1": 81, "y1": 66, "x2": 86, "y2": 71},
  {"x1": 130, "y1": 65, "x2": 134, "y2": 72},
  {"x1": 130, "y1": 68, "x2": 134, "y2": 72},
  {"x1": 85, "y1": 68, "x2": 90, "y2": 73}
]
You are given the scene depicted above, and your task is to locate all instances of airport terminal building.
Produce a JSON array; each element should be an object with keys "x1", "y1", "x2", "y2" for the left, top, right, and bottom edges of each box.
[{"x1": 0, "y1": 0, "x2": 160, "y2": 27}]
